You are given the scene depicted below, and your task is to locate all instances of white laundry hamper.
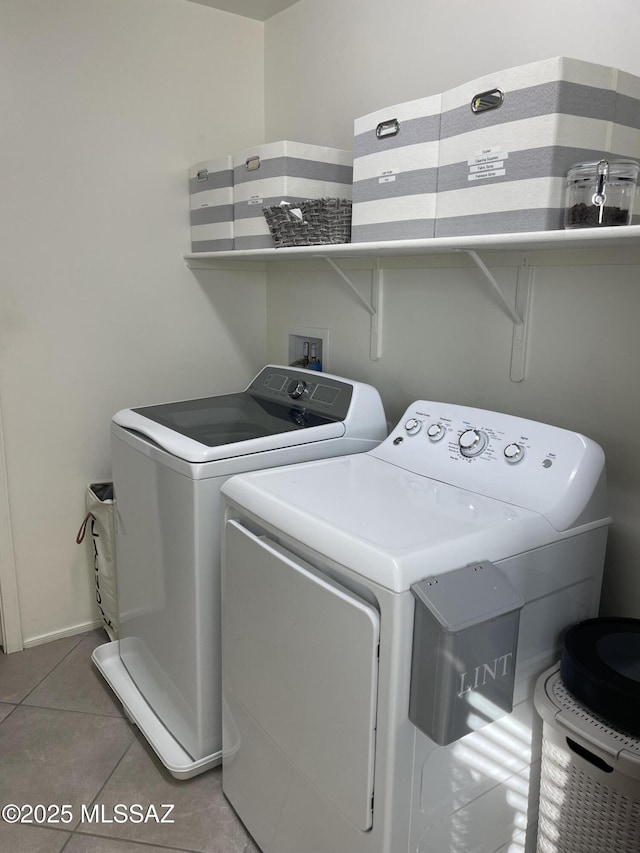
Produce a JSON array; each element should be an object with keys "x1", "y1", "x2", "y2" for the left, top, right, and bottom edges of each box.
[
  {"x1": 534, "y1": 666, "x2": 640, "y2": 853},
  {"x1": 76, "y1": 482, "x2": 119, "y2": 640}
]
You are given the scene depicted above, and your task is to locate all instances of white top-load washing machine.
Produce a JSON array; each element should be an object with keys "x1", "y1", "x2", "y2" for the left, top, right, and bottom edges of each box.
[
  {"x1": 92, "y1": 365, "x2": 386, "y2": 779},
  {"x1": 220, "y1": 400, "x2": 611, "y2": 853}
]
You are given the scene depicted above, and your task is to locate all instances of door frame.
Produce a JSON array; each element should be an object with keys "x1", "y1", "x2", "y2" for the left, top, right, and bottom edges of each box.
[{"x1": 0, "y1": 392, "x2": 22, "y2": 653}]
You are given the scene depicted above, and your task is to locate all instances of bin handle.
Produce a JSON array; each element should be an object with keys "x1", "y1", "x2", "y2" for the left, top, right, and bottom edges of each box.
[
  {"x1": 471, "y1": 88, "x2": 504, "y2": 114},
  {"x1": 566, "y1": 737, "x2": 614, "y2": 773},
  {"x1": 376, "y1": 118, "x2": 400, "y2": 139},
  {"x1": 76, "y1": 512, "x2": 96, "y2": 544}
]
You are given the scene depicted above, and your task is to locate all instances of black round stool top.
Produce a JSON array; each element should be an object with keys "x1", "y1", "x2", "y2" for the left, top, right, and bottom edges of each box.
[{"x1": 561, "y1": 617, "x2": 640, "y2": 737}]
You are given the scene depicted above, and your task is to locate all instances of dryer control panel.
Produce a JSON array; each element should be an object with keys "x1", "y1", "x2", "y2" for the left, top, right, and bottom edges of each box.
[{"x1": 370, "y1": 401, "x2": 608, "y2": 532}]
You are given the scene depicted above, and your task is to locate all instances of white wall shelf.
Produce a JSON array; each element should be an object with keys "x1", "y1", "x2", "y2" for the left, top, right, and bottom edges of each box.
[
  {"x1": 183, "y1": 226, "x2": 640, "y2": 380},
  {"x1": 184, "y1": 225, "x2": 640, "y2": 267}
]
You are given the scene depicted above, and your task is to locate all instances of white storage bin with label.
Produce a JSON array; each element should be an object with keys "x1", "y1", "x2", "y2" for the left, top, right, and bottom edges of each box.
[
  {"x1": 233, "y1": 141, "x2": 353, "y2": 250},
  {"x1": 435, "y1": 57, "x2": 640, "y2": 237},
  {"x1": 351, "y1": 94, "x2": 441, "y2": 242},
  {"x1": 189, "y1": 156, "x2": 234, "y2": 252}
]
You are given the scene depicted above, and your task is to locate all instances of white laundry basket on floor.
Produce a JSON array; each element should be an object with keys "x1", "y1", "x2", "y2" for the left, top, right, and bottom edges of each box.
[{"x1": 534, "y1": 666, "x2": 640, "y2": 853}]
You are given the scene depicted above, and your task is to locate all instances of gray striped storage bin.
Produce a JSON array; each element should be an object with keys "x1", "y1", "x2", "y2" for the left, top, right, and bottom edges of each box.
[
  {"x1": 352, "y1": 94, "x2": 441, "y2": 242},
  {"x1": 614, "y1": 68, "x2": 640, "y2": 217},
  {"x1": 435, "y1": 57, "x2": 640, "y2": 237},
  {"x1": 189, "y1": 157, "x2": 234, "y2": 252},
  {"x1": 233, "y1": 141, "x2": 353, "y2": 250}
]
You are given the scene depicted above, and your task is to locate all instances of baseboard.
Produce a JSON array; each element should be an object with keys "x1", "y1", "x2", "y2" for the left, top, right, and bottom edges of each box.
[{"x1": 22, "y1": 618, "x2": 105, "y2": 650}]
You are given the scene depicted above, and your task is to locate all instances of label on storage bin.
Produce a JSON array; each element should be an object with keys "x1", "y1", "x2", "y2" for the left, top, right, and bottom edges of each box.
[
  {"x1": 378, "y1": 167, "x2": 399, "y2": 184},
  {"x1": 248, "y1": 194, "x2": 264, "y2": 205},
  {"x1": 468, "y1": 146, "x2": 506, "y2": 165},
  {"x1": 468, "y1": 169, "x2": 506, "y2": 181},
  {"x1": 467, "y1": 147, "x2": 507, "y2": 181}
]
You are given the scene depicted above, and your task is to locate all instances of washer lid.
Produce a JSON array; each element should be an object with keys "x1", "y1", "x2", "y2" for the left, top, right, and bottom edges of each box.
[
  {"x1": 113, "y1": 402, "x2": 345, "y2": 463},
  {"x1": 111, "y1": 365, "x2": 387, "y2": 464},
  {"x1": 114, "y1": 390, "x2": 348, "y2": 463},
  {"x1": 561, "y1": 618, "x2": 640, "y2": 737},
  {"x1": 221, "y1": 453, "x2": 558, "y2": 592}
]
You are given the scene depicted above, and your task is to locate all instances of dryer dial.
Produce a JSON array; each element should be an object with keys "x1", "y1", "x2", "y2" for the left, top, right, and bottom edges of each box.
[
  {"x1": 404, "y1": 418, "x2": 422, "y2": 435},
  {"x1": 504, "y1": 442, "x2": 525, "y2": 464},
  {"x1": 459, "y1": 428, "x2": 488, "y2": 458},
  {"x1": 426, "y1": 423, "x2": 446, "y2": 442}
]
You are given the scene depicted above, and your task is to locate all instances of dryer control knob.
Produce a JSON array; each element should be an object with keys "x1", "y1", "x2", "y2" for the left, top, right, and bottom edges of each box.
[
  {"x1": 427, "y1": 423, "x2": 446, "y2": 442},
  {"x1": 287, "y1": 379, "x2": 307, "y2": 399},
  {"x1": 404, "y1": 418, "x2": 422, "y2": 435},
  {"x1": 504, "y1": 442, "x2": 525, "y2": 464},
  {"x1": 459, "y1": 428, "x2": 487, "y2": 457}
]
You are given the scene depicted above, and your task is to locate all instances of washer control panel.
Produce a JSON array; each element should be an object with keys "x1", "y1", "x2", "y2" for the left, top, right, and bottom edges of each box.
[
  {"x1": 249, "y1": 367, "x2": 353, "y2": 419},
  {"x1": 374, "y1": 400, "x2": 607, "y2": 531}
]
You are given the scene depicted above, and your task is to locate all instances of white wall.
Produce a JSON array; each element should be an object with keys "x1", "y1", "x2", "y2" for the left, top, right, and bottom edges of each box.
[
  {"x1": 265, "y1": 0, "x2": 640, "y2": 148},
  {"x1": 0, "y1": 0, "x2": 267, "y2": 645},
  {"x1": 263, "y1": 0, "x2": 640, "y2": 617},
  {"x1": 3, "y1": 0, "x2": 640, "y2": 645}
]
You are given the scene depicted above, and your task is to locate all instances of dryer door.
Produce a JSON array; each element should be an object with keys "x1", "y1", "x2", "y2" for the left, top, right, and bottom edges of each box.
[{"x1": 223, "y1": 520, "x2": 380, "y2": 831}]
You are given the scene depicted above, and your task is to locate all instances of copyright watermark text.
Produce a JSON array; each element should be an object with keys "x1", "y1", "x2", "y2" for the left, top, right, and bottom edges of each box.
[{"x1": 1, "y1": 802, "x2": 175, "y2": 825}]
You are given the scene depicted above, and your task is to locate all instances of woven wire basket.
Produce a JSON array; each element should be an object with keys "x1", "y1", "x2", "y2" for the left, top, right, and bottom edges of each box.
[{"x1": 262, "y1": 198, "x2": 352, "y2": 247}]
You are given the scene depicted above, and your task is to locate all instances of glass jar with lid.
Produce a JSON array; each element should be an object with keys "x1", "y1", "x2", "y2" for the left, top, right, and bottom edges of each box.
[{"x1": 564, "y1": 159, "x2": 639, "y2": 228}]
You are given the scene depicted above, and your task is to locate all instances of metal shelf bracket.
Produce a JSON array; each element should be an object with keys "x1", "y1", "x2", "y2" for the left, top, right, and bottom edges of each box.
[{"x1": 317, "y1": 256, "x2": 383, "y2": 361}]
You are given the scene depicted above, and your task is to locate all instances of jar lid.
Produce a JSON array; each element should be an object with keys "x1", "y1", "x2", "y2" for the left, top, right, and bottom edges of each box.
[{"x1": 567, "y1": 159, "x2": 640, "y2": 182}]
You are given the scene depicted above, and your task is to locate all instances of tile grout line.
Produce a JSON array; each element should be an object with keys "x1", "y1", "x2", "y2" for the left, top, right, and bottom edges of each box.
[
  {"x1": 0, "y1": 702, "x2": 19, "y2": 727},
  {"x1": 2, "y1": 634, "x2": 257, "y2": 853},
  {"x1": 11, "y1": 701, "x2": 128, "y2": 720},
  {"x1": 62, "y1": 734, "x2": 250, "y2": 853},
  {"x1": 0, "y1": 712, "x2": 136, "y2": 840},
  {"x1": 14, "y1": 631, "x2": 101, "y2": 707},
  {"x1": 64, "y1": 737, "x2": 175, "y2": 851},
  {"x1": 62, "y1": 825, "x2": 220, "y2": 852},
  {"x1": 1, "y1": 646, "x2": 135, "y2": 845},
  {"x1": 58, "y1": 714, "x2": 137, "y2": 842}
]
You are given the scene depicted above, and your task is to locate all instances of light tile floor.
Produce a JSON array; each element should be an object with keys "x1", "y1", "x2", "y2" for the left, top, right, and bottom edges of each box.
[{"x1": 0, "y1": 630, "x2": 260, "y2": 853}]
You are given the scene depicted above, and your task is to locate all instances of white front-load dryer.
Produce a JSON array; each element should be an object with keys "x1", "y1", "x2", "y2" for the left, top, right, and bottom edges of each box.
[
  {"x1": 92, "y1": 365, "x2": 387, "y2": 779},
  {"x1": 220, "y1": 400, "x2": 611, "y2": 853}
]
